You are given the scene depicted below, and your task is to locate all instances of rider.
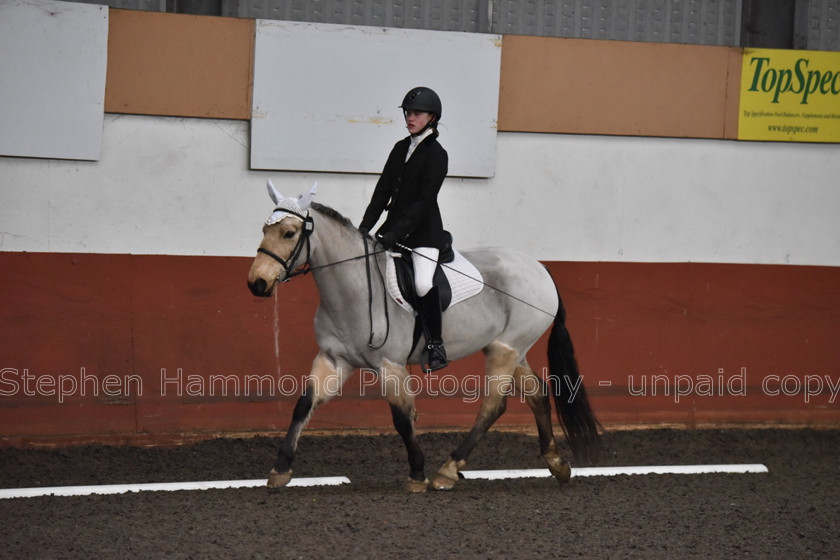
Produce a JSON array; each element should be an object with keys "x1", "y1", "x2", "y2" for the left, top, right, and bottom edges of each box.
[{"x1": 358, "y1": 86, "x2": 449, "y2": 372}]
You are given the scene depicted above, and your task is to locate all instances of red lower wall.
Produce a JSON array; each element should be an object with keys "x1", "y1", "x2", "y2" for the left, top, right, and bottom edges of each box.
[{"x1": 1, "y1": 252, "x2": 839, "y2": 446}]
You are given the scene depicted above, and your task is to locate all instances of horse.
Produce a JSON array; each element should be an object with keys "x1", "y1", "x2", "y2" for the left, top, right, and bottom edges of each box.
[{"x1": 246, "y1": 181, "x2": 600, "y2": 491}]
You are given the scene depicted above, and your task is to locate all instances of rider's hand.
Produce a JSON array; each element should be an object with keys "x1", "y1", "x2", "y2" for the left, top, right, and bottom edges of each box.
[{"x1": 377, "y1": 231, "x2": 399, "y2": 250}]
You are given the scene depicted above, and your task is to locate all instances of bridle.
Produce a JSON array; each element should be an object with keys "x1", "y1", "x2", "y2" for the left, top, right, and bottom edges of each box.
[
  {"x1": 257, "y1": 209, "x2": 314, "y2": 283},
  {"x1": 256, "y1": 210, "x2": 391, "y2": 348}
]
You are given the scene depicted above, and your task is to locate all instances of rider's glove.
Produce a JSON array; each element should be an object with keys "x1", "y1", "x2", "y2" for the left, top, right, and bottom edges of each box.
[{"x1": 377, "y1": 231, "x2": 399, "y2": 250}]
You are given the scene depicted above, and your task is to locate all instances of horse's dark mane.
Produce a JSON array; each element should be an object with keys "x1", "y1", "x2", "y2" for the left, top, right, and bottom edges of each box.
[{"x1": 311, "y1": 202, "x2": 355, "y2": 230}]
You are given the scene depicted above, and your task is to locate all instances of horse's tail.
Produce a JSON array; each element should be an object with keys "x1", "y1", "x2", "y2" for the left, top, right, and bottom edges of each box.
[{"x1": 547, "y1": 292, "x2": 601, "y2": 461}]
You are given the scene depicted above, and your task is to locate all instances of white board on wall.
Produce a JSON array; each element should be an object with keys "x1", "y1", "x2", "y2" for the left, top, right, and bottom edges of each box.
[
  {"x1": 251, "y1": 21, "x2": 501, "y2": 177},
  {"x1": 0, "y1": 0, "x2": 108, "y2": 161}
]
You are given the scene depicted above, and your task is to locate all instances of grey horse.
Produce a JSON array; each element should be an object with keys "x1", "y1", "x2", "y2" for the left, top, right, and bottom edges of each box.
[{"x1": 247, "y1": 181, "x2": 600, "y2": 491}]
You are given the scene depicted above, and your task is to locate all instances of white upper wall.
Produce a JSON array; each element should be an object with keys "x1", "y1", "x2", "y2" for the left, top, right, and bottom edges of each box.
[
  {"x1": 1, "y1": 114, "x2": 838, "y2": 266},
  {"x1": 0, "y1": 0, "x2": 108, "y2": 161}
]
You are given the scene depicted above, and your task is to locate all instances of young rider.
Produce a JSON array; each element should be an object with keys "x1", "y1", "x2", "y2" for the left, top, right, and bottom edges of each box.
[{"x1": 358, "y1": 86, "x2": 449, "y2": 372}]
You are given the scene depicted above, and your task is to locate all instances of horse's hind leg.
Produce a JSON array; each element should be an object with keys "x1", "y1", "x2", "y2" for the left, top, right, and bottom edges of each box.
[
  {"x1": 514, "y1": 360, "x2": 571, "y2": 483},
  {"x1": 431, "y1": 341, "x2": 518, "y2": 490},
  {"x1": 267, "y1": 352, "x2": 348, "y2": 488},
  {"x1": 380, "y1": 360, "x2": 428, "y2": 492}
]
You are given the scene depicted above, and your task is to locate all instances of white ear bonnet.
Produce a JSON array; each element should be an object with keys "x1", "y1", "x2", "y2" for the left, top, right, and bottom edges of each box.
[{"x1": 264, "y1": 180, "x2": 318, "y2": 226}]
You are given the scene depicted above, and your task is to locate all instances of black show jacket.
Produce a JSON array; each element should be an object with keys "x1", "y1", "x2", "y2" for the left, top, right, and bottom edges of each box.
[{"x1": 360, "y1": 132, "x2": 448, "y2": 251}]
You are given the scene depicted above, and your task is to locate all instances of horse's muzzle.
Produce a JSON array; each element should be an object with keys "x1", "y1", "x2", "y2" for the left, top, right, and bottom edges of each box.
[{"x1": 248, "y1": 278, "x2": 272, "y2": 298}]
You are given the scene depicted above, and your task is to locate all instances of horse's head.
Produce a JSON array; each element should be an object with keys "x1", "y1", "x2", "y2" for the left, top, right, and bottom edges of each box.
[{"x1": 247, "y1": 180, "x2": 317, "y2": 297}]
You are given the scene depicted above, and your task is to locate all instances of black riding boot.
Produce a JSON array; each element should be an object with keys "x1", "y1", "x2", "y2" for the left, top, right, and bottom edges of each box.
[{"x1": 418, "y1": 286, "x2": 448, "y2": 372}]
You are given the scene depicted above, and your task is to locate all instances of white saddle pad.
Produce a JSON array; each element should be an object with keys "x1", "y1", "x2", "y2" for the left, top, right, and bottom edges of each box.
[{"x1": 385, "y1": 249, "x2": 484, "y2": 314}]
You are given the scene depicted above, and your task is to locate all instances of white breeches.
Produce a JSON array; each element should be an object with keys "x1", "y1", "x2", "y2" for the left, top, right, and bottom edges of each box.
[{"x1": 412, "y1": 247, "x2": 439, "y2": 297}]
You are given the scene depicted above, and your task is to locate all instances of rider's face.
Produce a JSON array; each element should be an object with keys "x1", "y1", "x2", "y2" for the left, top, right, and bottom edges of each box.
[{"x1": 404, "y1": 110, "x2": 435, "y2": 135}]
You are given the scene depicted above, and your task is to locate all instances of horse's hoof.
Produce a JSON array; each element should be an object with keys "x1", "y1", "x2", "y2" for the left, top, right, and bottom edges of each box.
[
  {"x1": 267, "y1": 469, "x2": 292, "y2": 488},
  {"x1": 431, "y1": 473, "x2": 458, "y2": 491},
  {"x1": 545, "y1": 453, "x2": 572, "y2": 484},
  {"x1": 404, "y1": 478, "x2": 429, "y2": 493},
  {"x1": 431, "y1": 458, "x2": 465, "y2": 491}
]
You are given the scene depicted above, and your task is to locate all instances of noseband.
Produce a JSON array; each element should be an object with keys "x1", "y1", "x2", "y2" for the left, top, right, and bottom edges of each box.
[{"x1": 257, "y1": 209, "x2": 314, "y2": 283}]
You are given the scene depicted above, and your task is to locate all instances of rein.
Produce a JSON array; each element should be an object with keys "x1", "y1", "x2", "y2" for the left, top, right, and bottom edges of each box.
[
  {"x1": 363, "y1": 236, "x2": 390, "y2": 349},
  {"x1": 394, "y1": 241, "x2": 557, "y2": 319},
  {"x1": 258, "y1": 211, "x2": 555, "y2": 352}
]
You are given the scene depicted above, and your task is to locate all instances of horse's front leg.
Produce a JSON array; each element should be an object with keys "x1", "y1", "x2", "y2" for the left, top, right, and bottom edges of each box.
[
  {"x1": 380, "y1": 360, "x2": 428, "y2": 492},
  {"x1": 268, "y1": 352, "x2": 348, "y2": 488}
]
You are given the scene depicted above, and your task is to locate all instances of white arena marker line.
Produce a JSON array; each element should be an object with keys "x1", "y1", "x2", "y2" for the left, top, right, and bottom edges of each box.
[
  {"x1": 0, "y1": 476, "x2": 351, "y2": 500},
  {"x1": 460, "y1": 464, "x2": 768, "y2": 481},
  {"x1": 286, "y1": 476, "x2": 351, "y2": 487},
  {"x1": 572, "y1": 464, "x2": 768, "y2": 477},
  {"x1": 461, "y1": 468, "x2": 549, "y2": 480}
]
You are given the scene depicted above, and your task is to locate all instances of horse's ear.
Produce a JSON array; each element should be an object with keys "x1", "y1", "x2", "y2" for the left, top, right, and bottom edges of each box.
[
  {"x1": 297, "y1": 182, "x2": 318, "y2": 211},
  {"x1": 266, "y1": 179, "x2": 283, "y2": 205}
]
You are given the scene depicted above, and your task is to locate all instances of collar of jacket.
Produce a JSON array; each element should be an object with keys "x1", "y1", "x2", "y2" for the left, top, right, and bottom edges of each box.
[{"x1": 406, "y1": 128, "x2": 435, "y2": 161}]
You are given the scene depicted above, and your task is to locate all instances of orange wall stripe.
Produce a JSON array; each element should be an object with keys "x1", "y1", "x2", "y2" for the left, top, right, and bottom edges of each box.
[
  {"x1": 722, "y1": 47, "x2": 743, "y2": 139},
  {"x1": 101, "y1": 10, "x2": 742, "y2": 139},
  {"x1": 498, "y1": 35, "x2": 741, "y2": 138},
  {"x1": 105, "y1": 9, "x2": 254, "y2": 120}
]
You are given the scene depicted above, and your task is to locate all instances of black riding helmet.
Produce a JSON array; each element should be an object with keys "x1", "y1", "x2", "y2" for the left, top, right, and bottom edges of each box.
[{"x1": 400, "y1": 86, "x2": 442, "y2": 124}]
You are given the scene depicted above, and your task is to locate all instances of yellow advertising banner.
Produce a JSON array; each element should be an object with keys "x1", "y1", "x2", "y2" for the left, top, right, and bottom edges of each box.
[{"x1": 738, "y1": 48, "x2": 840, "y2": 143}]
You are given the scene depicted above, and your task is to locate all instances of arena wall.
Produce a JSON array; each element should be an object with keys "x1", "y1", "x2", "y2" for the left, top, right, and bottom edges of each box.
[{"x1": 1, "y1": 7, "x2": 839, "y2": 445}]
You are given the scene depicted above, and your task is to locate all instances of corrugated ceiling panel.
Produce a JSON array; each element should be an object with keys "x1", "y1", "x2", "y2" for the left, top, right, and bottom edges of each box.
[
  {"x1": 228, "y1": 0, "x2": 741, "y2": 45},
  {"x1": 225, "y1": 0, "x2": 486, "y2": 31},
  {"x1": 808, "y1": 0, "x2": 840, "y2": 51},
  {"x1": 76, "y1": 0, "x2": 840, "y2": 50},
  {"x1": 74, "y1": 0, "x2": 164, "y2": 10},
  {"x1": 493, "y1": 0, "x2": 740, "y2": 45}
]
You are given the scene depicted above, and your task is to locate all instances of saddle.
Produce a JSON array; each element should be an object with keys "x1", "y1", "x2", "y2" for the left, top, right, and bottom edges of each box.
[
  {"x1": 385, "y1": 230, "x2": 483, "y2": 311},
  {"x1": 385, "y1": 241, "x2": 483, "y2": 361},
  {"x1": 391, "y1": 248, "x2": 454, "y2": 313}
]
